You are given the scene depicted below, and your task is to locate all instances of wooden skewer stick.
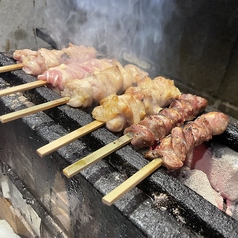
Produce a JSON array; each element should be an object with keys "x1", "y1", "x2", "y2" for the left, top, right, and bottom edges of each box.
[
  {"x1": 63, "y1": 134, "x2": 133, "y2": 178},
  {"x1": 0, "y1": 96, "x2": 70, "y2": 123},
  {"x1": 0, "y1": 80, "x2": 47, "y2": 97},
  {"x1": 102, "y1": 158, "x2": 163, "y2": 206},
  {"x1": 0, "y1": 63, "x2": 24, "y2": 73},
  {"x1": 37, "y1": 120, "x2": 105, "y2": 157}
]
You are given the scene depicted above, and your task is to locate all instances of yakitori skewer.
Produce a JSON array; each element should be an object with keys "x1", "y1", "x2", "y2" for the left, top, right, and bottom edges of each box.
[
  {"x1": 62, "y1": 94, "x2": 207, "y2": 178},
  {"x1": 13, "y1": 44, "x2": 97, "y2": 75},
  {"x1": 0, "y1": 63, "x2": 24, "y2": 73},
  {"x1": 0, "y1": 44, "x2": 96, "y2": 75},
  {"x1": 0, "y1": 97, "x2": 70, "y2": 123},
  {"x1": 37, "y1": 77, "x2": 181, "y2": 157},
  {"x1": 0, "y1": 61, "x2": 148, "y2": 123},
  {"x1": 0, "y1": 80, "x2": 47, "y2": 97},
  {"x1": 63, "y1": 134, "x2": 132, "y2": 178},
  {"x1": 0, "y1": 58, "x2": 114, "y2": 98},
  {"x1": 102, "y1": 111, "x2": 229, "y2": 206},
  {"x1": 37, "y1": 120, "x2": 105, "y2": 157},
  {"x1": 102, "y1": 158, "x2": 163, "y2": 206},
  {"x1": 0, "y1": 44, "x2": 99, "y2": 97}
]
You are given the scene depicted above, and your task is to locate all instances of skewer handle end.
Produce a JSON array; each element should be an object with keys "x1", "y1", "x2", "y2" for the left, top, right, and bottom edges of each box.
[{"x1": 102, "y1": 158, "x2": 163, "y2": 206}]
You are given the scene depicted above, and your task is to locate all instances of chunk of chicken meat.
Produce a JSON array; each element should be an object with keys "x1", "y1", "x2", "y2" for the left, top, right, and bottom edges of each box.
[
  {"x1": 61, "y1": 61, "x2": 148, "y2": 108},
  {"x1": 92, "y1": 76, "x2": 181, "y2": 132},
  {"x1": 146, "y1": 112, "x2": 229, "y2": 170},
  {"x1": 124, "y1": 94, "x2": 208, "y2": 148},
  {"x1": 13, "y1": 43, "x2": 96, "y2": 75},
  {"x1": 37, "y1": 58, "x2": 113, "y2": 91}
]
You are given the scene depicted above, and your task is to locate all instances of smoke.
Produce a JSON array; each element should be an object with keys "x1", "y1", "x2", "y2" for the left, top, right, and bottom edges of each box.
[{"x1": 45, "y1": 0, "x2": 176, "y2": 75}]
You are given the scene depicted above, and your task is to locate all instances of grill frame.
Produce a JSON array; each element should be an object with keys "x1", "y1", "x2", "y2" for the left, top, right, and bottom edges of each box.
[{"x1": 0, "y1": 53, "x2": 238, "y2": 237}]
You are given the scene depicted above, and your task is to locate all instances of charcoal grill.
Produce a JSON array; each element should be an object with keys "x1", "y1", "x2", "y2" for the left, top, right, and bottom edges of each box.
[{"x1": 0, "y1": 49, "x2": 238, "y2": 237}]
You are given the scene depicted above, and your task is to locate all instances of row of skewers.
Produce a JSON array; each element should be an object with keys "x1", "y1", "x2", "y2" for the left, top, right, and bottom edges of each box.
[{"x1": 0, "y1": 44, "x2": 229, "y2": 206}]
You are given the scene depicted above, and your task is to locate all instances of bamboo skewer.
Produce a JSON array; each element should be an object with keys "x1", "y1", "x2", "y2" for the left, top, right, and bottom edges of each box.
[
  {"x1": 63, "y1": 134, "x2": 133, "y2": 178},
  {"x1": 0, "y1": 63, "x2": 24, "y2": 73},
  {"x1": 0, "y1": 96, "x2": 70, "y2": 123},
  {"x1": 0, "y1": 80, "x2": 47, "y2": 97},
  {"x1": 102, "y1": 158, "x2": 163, "y2": 206},
  {"x1": 37, "y1": 120, "x2": 105, "y2": 157}
]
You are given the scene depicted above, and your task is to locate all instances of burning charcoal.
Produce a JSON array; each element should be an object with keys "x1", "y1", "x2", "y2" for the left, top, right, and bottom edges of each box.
[
  {"x1": 177, "y1": 168, "x2": 224, "y2": 210},
  {"x1": 188, "y1": 142, "x2": 238, "y2": 216}
]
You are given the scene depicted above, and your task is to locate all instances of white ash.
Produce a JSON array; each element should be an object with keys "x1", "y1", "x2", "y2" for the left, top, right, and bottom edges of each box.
[
  {"x1": 177, "y1": 167, "x2": 224, "y2": 210},
  {"x1": 176, "y1": 142, "x2": 238, "y2": 220},
  {"x1": 152, "y1": 193, "x2": 169, "y2": 211}
]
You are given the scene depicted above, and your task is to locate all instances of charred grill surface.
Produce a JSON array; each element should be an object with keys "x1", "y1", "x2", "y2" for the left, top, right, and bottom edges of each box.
[{"x1": 0, "y1": 52, "x2": 238, "y2": 237}]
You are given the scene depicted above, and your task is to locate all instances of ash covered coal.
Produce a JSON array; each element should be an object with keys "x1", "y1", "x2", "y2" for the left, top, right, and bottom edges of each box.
[{"x1": 175, "y1": 141, "x2": 238, "y2": 221}]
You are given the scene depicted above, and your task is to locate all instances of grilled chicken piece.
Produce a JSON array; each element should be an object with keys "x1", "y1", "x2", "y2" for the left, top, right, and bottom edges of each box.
[
  {"x1": 92, "y1": 76, "x2": 181, "y2": 132},
  {"x1": 13, "y1": 43, "x2": 96, "y2": 75},
  {"x1": 61, "y1": 61, "x2": 148, "y2": 108},
  {"x1": 37, "y1": 59, "x2": 113, "y2": 91},
  {"x1": 146, "y1": 112, "x2": 229, "y2": 170},
  {"x1": 124, "y1": 94, "x2": 207, "y2": 148}
]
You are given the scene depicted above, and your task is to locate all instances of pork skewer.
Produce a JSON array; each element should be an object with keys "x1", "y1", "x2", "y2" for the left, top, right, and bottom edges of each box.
[
  {"x1": 62, "y1": 93, "x2": 206, "y2": 178},
  {"x1": 102, "y1": 111, "x2": 229, "y2": 206},
  {"x1": 0, "y1": 62, "x2": 148, "y2": 123},
  {"x1": 37, "y1": 77, "x2": 181, "y2": 157}
]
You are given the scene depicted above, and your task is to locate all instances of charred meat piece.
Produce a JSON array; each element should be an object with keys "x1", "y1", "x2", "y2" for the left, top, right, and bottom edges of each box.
[
  {"x1": 124, "y1": 94, "x2": 207, "y2": 148},
  {"x1": 146, "y1": 112, "x2": 229, "y2": 170}
]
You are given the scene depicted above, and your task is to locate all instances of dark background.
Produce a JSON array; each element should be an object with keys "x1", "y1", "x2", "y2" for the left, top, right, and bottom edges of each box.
[{"x1": 45, "y1": 0, "x2": 238, "y2": 118}]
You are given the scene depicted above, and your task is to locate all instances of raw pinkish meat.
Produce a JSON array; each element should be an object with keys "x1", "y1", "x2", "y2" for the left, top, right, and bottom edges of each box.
[{"x1": 38, "y1": 59, "x2": 113, "y2": 91}]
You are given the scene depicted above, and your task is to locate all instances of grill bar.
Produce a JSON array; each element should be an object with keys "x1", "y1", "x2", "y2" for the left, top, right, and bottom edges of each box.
[{"x1": 0, "y1": 52, "x2": 238, "y2": 237}]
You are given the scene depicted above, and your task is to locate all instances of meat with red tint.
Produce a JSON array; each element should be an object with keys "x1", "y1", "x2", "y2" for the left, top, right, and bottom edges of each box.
[
  {"x1": 146, "y1": 112, "x2": 229, "y2": 170},
  {"x1": 125, "y1": 94, "x2": 207, "y2": 148}
]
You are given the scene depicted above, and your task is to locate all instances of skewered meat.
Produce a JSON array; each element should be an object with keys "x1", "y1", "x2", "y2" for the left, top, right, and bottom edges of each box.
[
  {"x1": 61, "y1": 61, "x2": 148, "y2": 108},
  {"x1": 13, "y1": 43, "x2": 96, "y2": 75},
  {"x1": 146, "y1": 112, "x2": 229, "y2": 170},
  {"x1": 124, "y1": 94, "x2": 208, "y2": 148},
  {"x1": 92, "y1": 76, "x2": 181, "y2": 132},
  {"x1": 37, "y1": 59, "x2": 113, "y2": 91}
]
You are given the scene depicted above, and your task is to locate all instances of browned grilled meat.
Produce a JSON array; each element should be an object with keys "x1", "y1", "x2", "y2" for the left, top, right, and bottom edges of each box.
[
  {"x1": 145, "y1": 112, "x2": 229, "y2": 170},
  {"x1": 92, "y1": 76, "x2": 181, "y2": 132},
  {"x1": 124, "y1": 94, "x2": 208, "y2": 148}
]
